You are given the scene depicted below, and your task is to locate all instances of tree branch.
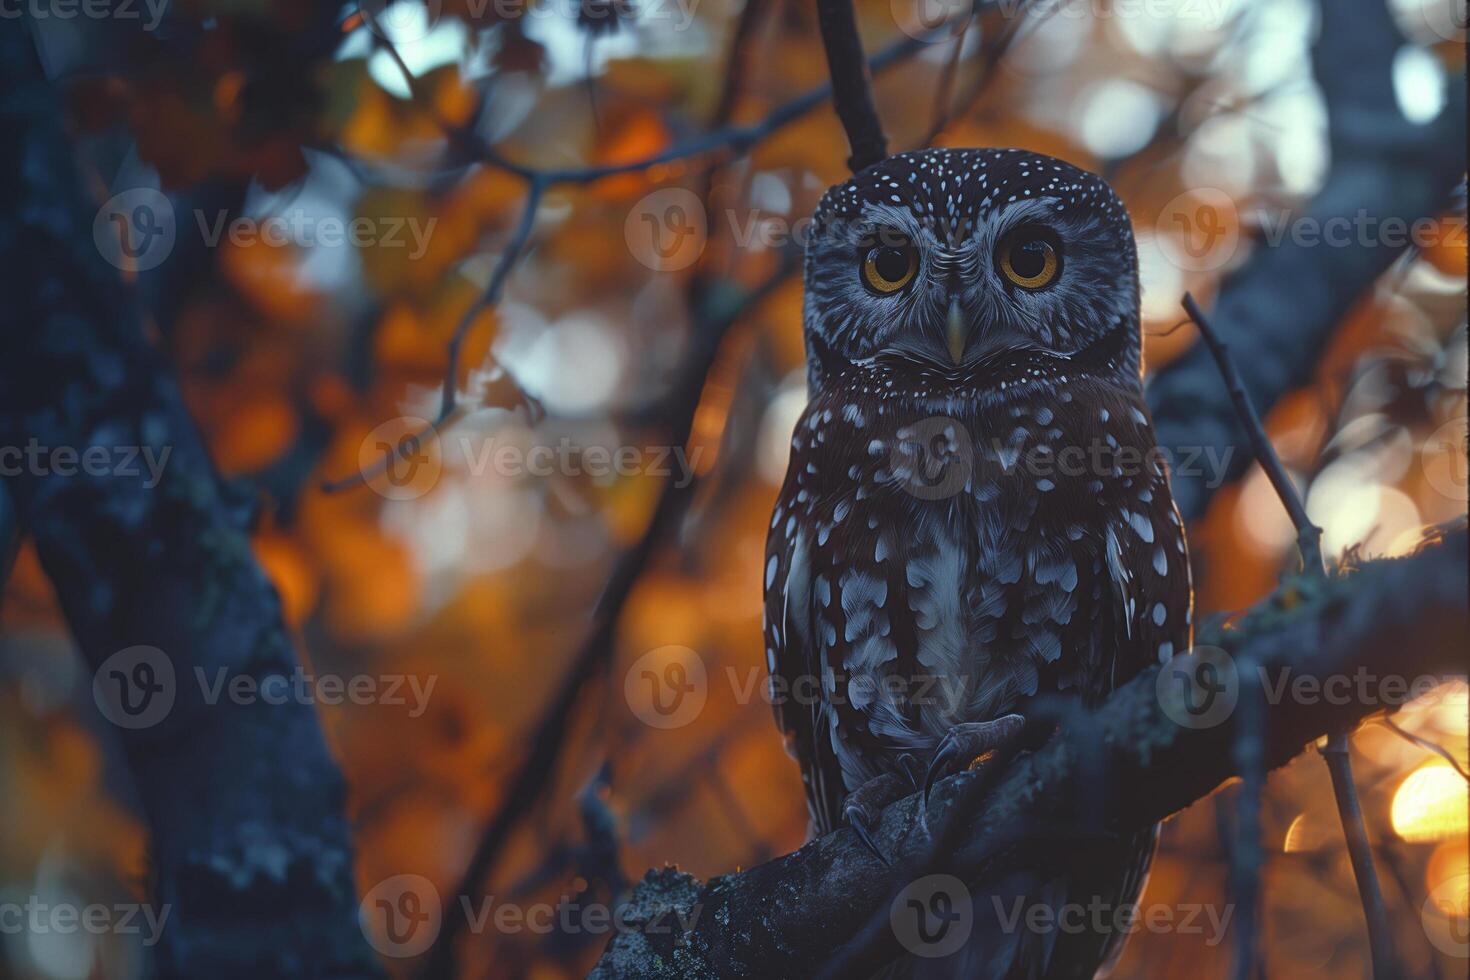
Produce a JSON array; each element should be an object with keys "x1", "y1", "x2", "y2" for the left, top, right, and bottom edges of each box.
[
  {"x1": 1183, "y1": 293, "x2": 1325, "y2": 575},
  {"x1": 419, "y1": 8, "x2": 1024, "y2": 972},
  {"x1": 816, "y1": 0, "x2": 888, "y2": 172},
  {"x1": 0, "y1": 18, "x2": 376, "y2": 978},
  {"x1": 1184, "y1": 291, "x2": 1405, "y2": 977},
  {"x1": 321, "y1": 13, "x2": 962, "y2": 492},
  {"x1": 417, "y1": 257, "x2": 799, "y2": 979},
  {"x1": 592, "y1": 531, "x2": 1467, "y2": 977},
  {"x1": 1150, "y1": 0, "x2": 1467, "y2": 521}
]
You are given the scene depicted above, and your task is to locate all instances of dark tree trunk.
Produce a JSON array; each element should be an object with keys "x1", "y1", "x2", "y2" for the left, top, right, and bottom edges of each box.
[{"x1": 0, "y1": 18, "x2": 379, "y2": 979}]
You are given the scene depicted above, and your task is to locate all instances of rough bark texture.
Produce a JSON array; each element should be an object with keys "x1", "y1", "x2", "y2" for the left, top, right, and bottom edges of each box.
[
  {"x1": 0, "y1": 18, "x2": 378, "y2": 979},
  {"x1": 593, "y1": 530, "x2": 1468, "y2": 978}
]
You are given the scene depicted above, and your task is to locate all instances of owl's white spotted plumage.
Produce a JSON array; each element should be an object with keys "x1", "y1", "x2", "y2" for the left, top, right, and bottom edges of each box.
[{"x1": 763, "y1": 148, "x2": 1192, "y2": 977}]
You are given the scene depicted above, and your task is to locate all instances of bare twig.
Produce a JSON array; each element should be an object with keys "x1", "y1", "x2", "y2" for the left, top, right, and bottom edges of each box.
[
  {"x1": 1182, "y1": 292, "x2": 1324, "y2": 576},
  {"x1": 919, "y1": 0, "x2": 1037, "y2": 147},
  {"x1": 1319, "y1": 733, "x2": 1401, "y2": 977},
  {"x1": 323, "y1": 18, "x2": 955, "y2": 493},
  {"x1": 460, "y1": 22, "x2": 952, "y2": 187},
  {"x1": 816, "y1": 0, "x2": 888, "y2": 172},
  {"x1": 321, "y1": 178, "x2": 547, "y2": 493},
  {"x1": 1228, "y1": 647, "x2": 1266, "y2": 980},
  {"x1": 926, "y1": 20, "x2": 969, "y2": 145},
  {"x1": 1380, "y1": 716, "x2": 1470, "y2": 781},
  {"x1": 1183, "y1": 291, "x2": 1399, "y2": 978},
  {"x1": 710, "y1": 0, "x2": 772, "y2": 129}
]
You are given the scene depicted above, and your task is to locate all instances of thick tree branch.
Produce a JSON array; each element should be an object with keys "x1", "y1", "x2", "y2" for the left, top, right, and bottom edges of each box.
[
  {"x1": 593, "y1": 531, "x2": 1468, "y2": 978},
  {"x1": 0, "y1": 19, "x2": 376, "y2": 978},
  {"x1": 1150, "y1": 0, "x2": 1467, "y2": 520}
]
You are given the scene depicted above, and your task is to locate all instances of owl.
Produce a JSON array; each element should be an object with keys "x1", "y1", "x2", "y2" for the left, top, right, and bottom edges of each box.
[{"x1": 763, "y1": 148, "x2": 1192, "y2": 977}]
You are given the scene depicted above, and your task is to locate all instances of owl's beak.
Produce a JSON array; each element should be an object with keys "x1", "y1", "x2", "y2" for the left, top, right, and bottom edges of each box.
[{"x1": 946, "y1": 297, "x2": 968, "y2": 365}]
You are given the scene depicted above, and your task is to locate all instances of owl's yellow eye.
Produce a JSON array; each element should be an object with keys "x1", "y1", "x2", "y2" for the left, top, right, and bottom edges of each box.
[
  {"x1": 998, "y1": 227, "x2": 1061, "y2": 290},
  {"x1": 862, "y1": 243, "x2": 918, "y2": 294}
]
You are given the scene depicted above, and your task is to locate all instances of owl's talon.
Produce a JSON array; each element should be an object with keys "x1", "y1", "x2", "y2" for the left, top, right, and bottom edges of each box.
[
  {"x1": 844, "y1": 803, "x2": 891, "y2": 867},
  {"x1": 840, "y1": 768, "x2": 914, "y2": 865},
  {"x1": 920, "y1": 714, "x2": 1027, "y2": 835},
  {"x1": 919, "y1": 738, "x2": 962, "y2": 832},
  {"x1": 897, "y1": 752, "x2": 924, "y2": 789}
]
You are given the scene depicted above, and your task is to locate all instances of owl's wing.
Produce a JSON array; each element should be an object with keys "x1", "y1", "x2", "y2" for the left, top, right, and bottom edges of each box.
[
  {"x1": 1097, "y1": 448, "x2": 1194, "y2": 686},
  {"x1": 1059, "y1": 437, "x2": 1193, "y2": 977},
  {"x1": 763, "y1": 519, "x2": 847, "y2": 836}
]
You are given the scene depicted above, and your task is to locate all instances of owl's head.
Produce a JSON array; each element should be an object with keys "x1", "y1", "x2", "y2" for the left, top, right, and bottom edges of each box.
[{"x1": 802, "y1": 148, "x2": 1141, "y2": 395}]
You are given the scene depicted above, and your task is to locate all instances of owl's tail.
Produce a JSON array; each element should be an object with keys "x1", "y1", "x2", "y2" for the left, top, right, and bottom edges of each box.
[{"x1": 870, "y1": 825, "x2": 1160, "y2": 980}]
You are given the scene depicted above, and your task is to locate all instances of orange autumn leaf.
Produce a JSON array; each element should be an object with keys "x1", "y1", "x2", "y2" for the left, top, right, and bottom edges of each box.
[
  {"x1": 253, "y1": 530, "x2": 320, "y2": 628},
  {"x1": 210, "y1": 391, "x2": 299, "y2": 475},
  {"x1": 220, "y1": 237, "x2": 320, "y2": 322}
]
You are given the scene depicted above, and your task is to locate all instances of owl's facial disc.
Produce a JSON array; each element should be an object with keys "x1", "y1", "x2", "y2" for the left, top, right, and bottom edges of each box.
[
  {"x1": 846, "y1": 216, "x2": 1073, "y2": 371},
  {"x1": 803, "y1": 148, "x2": 1143, "y2": 393}
]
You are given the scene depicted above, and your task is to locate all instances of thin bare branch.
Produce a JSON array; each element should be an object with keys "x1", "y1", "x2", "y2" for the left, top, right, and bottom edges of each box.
[
  {"x1": 816, "y1": 0, "x2": 888, "y2": 172},
  {"x1": 320, "y1": 179, "x2": 547, "y2": 493},
  {"x1": 1182, "y1": 292, "x2": 1324, "y2": 576},
  {"x1": 1380, "y1": 716, "x2": 1470, "y2": 781},
  {"x1": 1182, "y1": 290, "x2": 1399, "y2": 978}
]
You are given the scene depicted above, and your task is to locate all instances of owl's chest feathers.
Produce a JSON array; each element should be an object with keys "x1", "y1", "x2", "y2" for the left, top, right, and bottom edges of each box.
[
  {"x1": 791, "y1": 376, "x2": 1135, "y2": 535},
  {"x1": 783, "y1": 376, "x2": 1158, "y2": 750}
]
